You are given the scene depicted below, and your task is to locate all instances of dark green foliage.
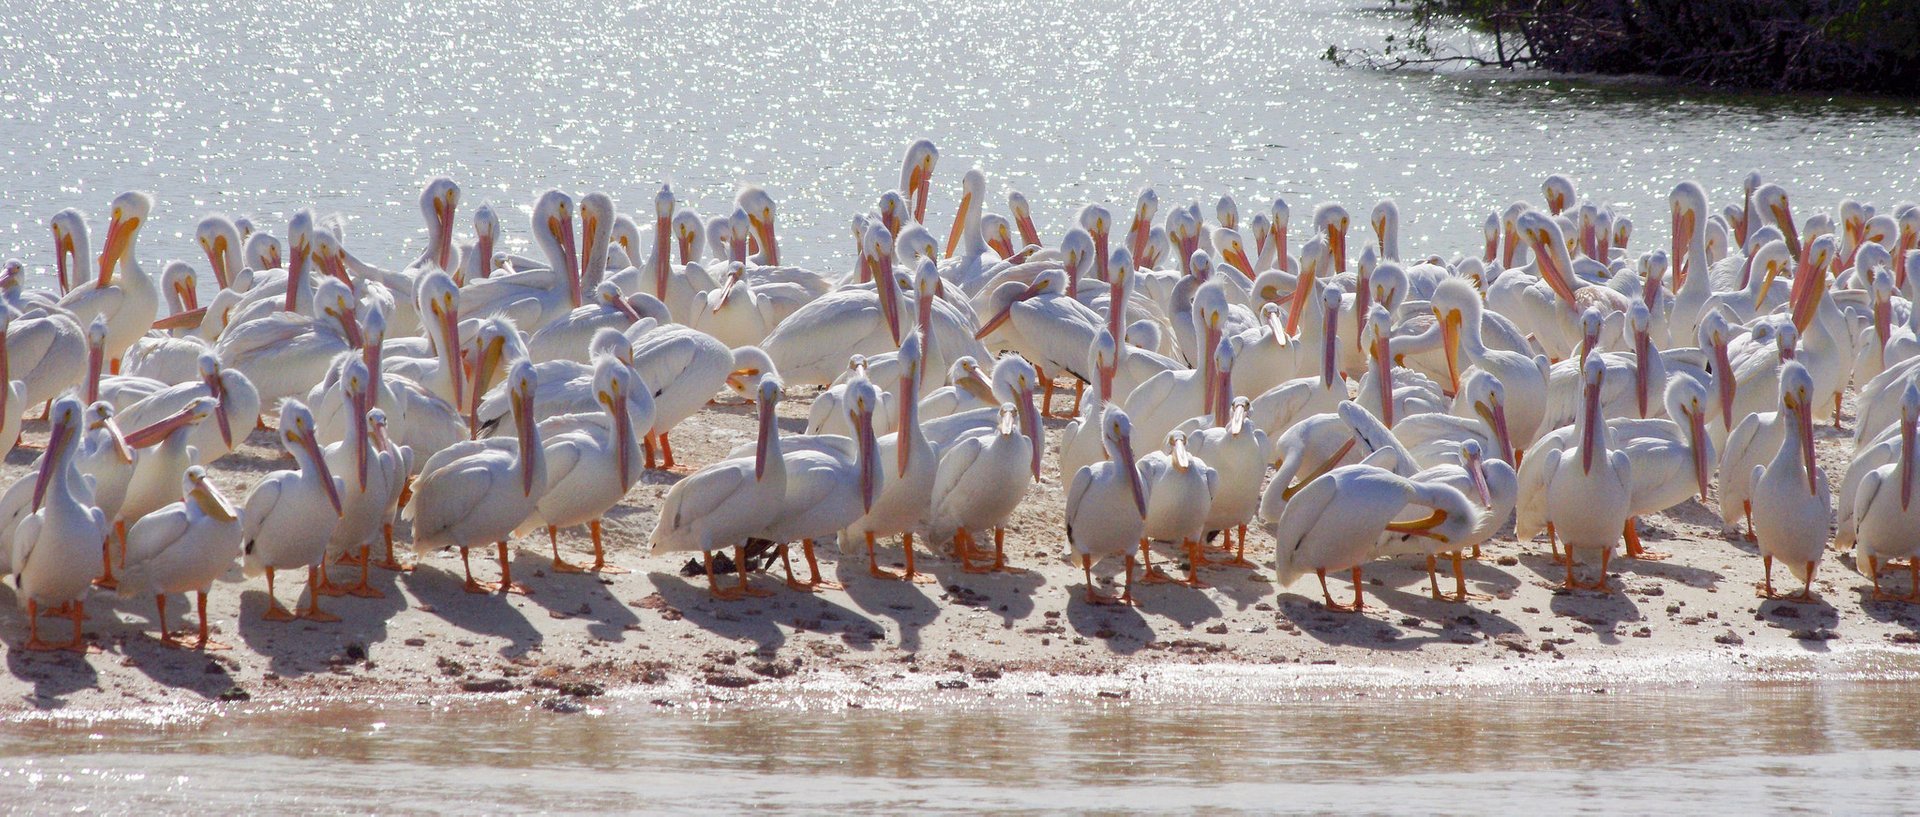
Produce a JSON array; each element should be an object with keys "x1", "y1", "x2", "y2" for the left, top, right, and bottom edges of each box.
[{"x1": 1331, "y1": 0, "x2": 1920, "y2": 96}]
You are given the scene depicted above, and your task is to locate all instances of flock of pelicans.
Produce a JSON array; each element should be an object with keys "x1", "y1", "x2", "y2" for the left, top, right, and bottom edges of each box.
[{"x1": 1, "y1": 139, "x2": 1917, "y2": 657}]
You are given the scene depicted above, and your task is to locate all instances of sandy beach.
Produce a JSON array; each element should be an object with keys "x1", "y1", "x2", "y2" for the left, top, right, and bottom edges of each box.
[{"x1": 0, "y1": 385, "x2": 1909, "y2": 716}]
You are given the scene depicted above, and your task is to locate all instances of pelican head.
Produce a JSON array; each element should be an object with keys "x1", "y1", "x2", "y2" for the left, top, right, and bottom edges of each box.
[
  {"x1": 843, "y1": 375, "x2": 879, "y2": 508},
  {"x1": 162, "y1": 260, "x2": 198, "y2": 314},
  {"x1": 592, "y1": 356, "x2": 638, "y2": 490},
  {"x1": 1753, "y1": 183, "x2": 1798, "y2": 258},
  {"x1": 196, "y1": 214, "x2": 240, "y2": 289},
  {"x1": 727, "y1": 346, "x2": 776, "y2": 396},
  {"x1": 49, "y1": 208, "x2": 88, "y2": 291},
  {"x1": 32, "y1": 398, "x2": 85, "y2": 511},
  {"x1": 95, "y1": 191, "x2": 153, "y2": 287},
  {"x1": 1103, "y1": 409, "x2": 1146, "y2": 517},
  {"x1": 1663, "y1": 373, "x2": 1713, "y2": 500},
  {"x1": 900, "y1": 140, "x2": 938, "y2": 221},
  {"x1": 1778, "y1": 361, "x2": 1817, "y2": 492},
  {"x1": 1463, "y1": 369, "x2": 1514, "y2": 464},
  {"x1": 737, "y1": 187, "x2": 779, "y2": 265},
  {"x1": 280, "y1": 400, "x2": 342, "y2": 515},
  {"x1": 420, "y1": 177, "x2": 460, "y2": 271},
  {"x1": 981, "y1": 213, "x2": 1014, "y2": 257},
  {"x1": 893, "y1": 222, "x2": 937, "y2": 269},
  {"x1": 315, "y1": 277, "x2": 364, "y2": 348},
  {"x1": 672, "y1": 208, "x2": 705, "y2": 264},
  {"x1": 183, "y1": 465, "x2": 237, "y2": 523},
  {"x1": 197, "y1": 352, "x2": 234, "y2": 449},
  {"x1": 1542, "y1": 174, "x2": 1575, "y2": 215},
  {"x1": 1313, "y1": 203, "x2": 1350, "y2": 272},
  {"x1": 245, "y1": 230, "x2": 283, "y2": 273}
]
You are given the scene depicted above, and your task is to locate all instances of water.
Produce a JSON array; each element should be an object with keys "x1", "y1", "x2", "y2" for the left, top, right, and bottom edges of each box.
[
  {"x1": 2, "y1": 0, "x2": 1917, "y2": 280},
  {"x1": 5, "y1": 678, "x2": 1920, "y2": 813}
]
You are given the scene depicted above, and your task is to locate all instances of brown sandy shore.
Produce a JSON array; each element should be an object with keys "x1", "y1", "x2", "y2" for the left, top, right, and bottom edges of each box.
[{"x1": 2, "y1": 388, "x2": 1916, "y2": 717}]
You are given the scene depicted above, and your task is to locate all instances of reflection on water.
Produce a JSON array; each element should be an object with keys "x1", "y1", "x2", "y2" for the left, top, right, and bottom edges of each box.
[
  {"x1": 6, "y1": 681, "x2": 1920, "y2": 812},
  {"x1": 2, "y1": 0, "x2": 1917, "y2": 288}
]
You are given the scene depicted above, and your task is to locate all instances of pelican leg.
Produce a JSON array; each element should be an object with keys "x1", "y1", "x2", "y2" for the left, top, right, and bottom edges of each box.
[
  {"x1": 61, "y1": 601, "x2": 89, "y2": 653},
  {"x1": 1317, "y1": 567, "x2": 1364, "y2": 612},
  {"x1": 1036, "y1": 366, "x2": 1054, "y2": 416},
  {"x1": 1083, "y1": 555, "x2": 1118, "y2": 605},
  {"x1": 1450, "y1": 551, "x2": 1490, "y2": 601},
  {"x1": 336, "y1": 545, "x2": 367, "y2": 567},
  {"x1": 660, "y1": 434, "x2": 676, "y2": 470},
  {"x1": 22, "y1": 600, "x2": 57, "y2": 651},
  {"x1": 1140, "y1": 538, "x2": 1178, "y2": 584},
  {"x1": 1121, "y1": 554, "x2": 1137, "y2": 605},
  {"x1": 1622, "y1": 518, "x2": 1669, "y2": 561},
  {"x1": 460, "y1": 547, "x2": 500, "y2": 594},
  {"x1": 1757, "y1": 553, "x2": 1778, "y2": 598},
  {"x1": 734, "y1": 545, "x2": 775, "y2": 597},
  {"x1": 1182, "y1": 538, "x2": 1210, "y2": 589},
  {"x1": 549, "y1": 525, "x2": 588, "y2": 573},
  {"x1": 1219, "y1": 524, "x2": 1259, "y2": 569},
  {"x1": 1070, "y1": 380, "x2": 1085, "y2": 415},
  {"x1": 1591, "y1": 548, "x2": 1612, "y2": 593},
  {"x1": 644, "y1": 433, "x2": 658, "y2": 470},
  {"x1": 496, "y1": 541, "x2": 531, "y2": 595},
  {"x1": 299, "y1": 565, "x2": 343, "y2": 622},
  {"x1": 899, "y1": 533, "x2": 937, "y2": 584},
  {"x1": 313, "y1": 557, "x2": 349, "y2": 597},
  {"x1": 959, "y1": 529, "x2": 992, "y2": 575},
  {"x1": 374, "y1": 523, "x2": 412, "y2": 572},
  {"x1": 780, "y1": 545, "x2": 809, "y2": 592},
  {"x1": 262, "y1": 568, "x2": 298, "y2": 620},
  {"x1": 1743, "y1": 501, "x2": 1756, "y2": 542},
  {"x1": 866, "y1": 531, "x2": 903, "y2": 580},
  {"x1": 989, "y1": 527, "x2": 1024, "y2": 573},
  {"x1": 152, "y1": 594, "x2": 172, "y2": 643},
  {"x1": 93, "y1": 535, "x2": 118, "y2": 590},
  {"x1": 1834, "y1": 393, "x2": 1843, "y2": 428},
  {"x1": 1870, "y1": 556, "x2": 1893, "y2": 601},
  {"x1": 1791, "y1": 561, "x2": 1818, "y2": 602},
  {"x1": 1907, "y1": 561, "x2": 1920, "y2": 604},
  {"x1": 584, "y1": 520, "x2": 626, "y2": 574},
  {"x1": 705, "y1": 551, "x2": 743, "y2": 600},
  {"x1": 1425, "y1": 555, "x2": 1444, "y2": 600},
  {"x1": 346, "y1": 545, "x2": 384, "y2": 598},
  {"x1": 190, "y1": 591, "x2": 229, "y2": 651},
  {"x1": 1561, "y1": 548, "x2": 1580, "y2": 591},
  {"x1": 803, "y1": 540, "x2": 840, "y2": 590}
]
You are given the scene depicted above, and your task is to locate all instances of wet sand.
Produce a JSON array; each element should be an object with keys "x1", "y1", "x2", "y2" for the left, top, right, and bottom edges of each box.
[{"x1": 2, "y1": 388, "x2": 1913, "y2": 714}]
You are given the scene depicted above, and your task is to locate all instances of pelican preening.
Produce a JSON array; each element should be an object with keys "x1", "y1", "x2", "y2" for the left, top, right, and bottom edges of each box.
[{"x1": 0, "y1": 150, "x2": 1905, "y2": 657}]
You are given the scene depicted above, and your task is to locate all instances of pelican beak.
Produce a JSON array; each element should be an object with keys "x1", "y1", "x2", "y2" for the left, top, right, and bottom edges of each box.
[
  {"x1": 975, "y1": 279, "x2": 1047, "y2": 340},
  {"x1": 1329, "y1": 222, "x2": 1347, "y2": 273},
  {"x1": 1117, "y1": 432, "x2": 1145, "y2": 518},
  {"x1": 31, "y1": 412, "x2": 76, "y2": 511},
  {"x1": 1171, "y1": 434, "x2": 1191, "y2": 470},
  {"x1": 1634, "y1": 330, "x2": 1652, "y2": 418},
  {"x1": 436, "y1": 194, "x2": 458, "y2": 270},
  {"x1": 97, "y1": 211, "x2": 139, "y2": 287},
  {"x1": 1774, "y1": 199, "x2": 1801, "y2": 260},
  {"x1": 1385, "y1": 509, "x2": 1449, "y2": 543},
  {"x1": 207, "y1": 373, "x2": 233, "y2": 449},
  {"x1": 467, "y1": 335, "x2": 507, "y2": 428},
  {"x1": 1533, "y1": 230, "x2": 1578, "y2": 307},
  {"x1": 1020, "y1": 382, "x2": 1042, "y2": 478},
  {"x1": 1229, "y1": 400, "x2": 1248, "y2": 435},
  {"x1": 1581, "y1": 374, "x2": 1601, "y2": 474},
  {"x1": 607, "y1": 384, "x2": 635, "y2": 490},
  {"x1": 514, "y1": 382, "x2": 538, "y2": 496},
  {"x1": 438, "y1": 299, "x2": 465, "y2": 412},
  {"x1": 856, "y1": 404, "x2": 878, "y2": 511},
  {"x1": 1900, "y1": 410, "x2": 1915, "y2": 510},
  {"x1": 725, "y1": 367, "x2": 762, "y2": 393},
  {"x1": 1712, "y1": 336, "x2": 1735, "y2": 430},
  {"x1": 1789, "y1": 266, "x2": 1827, "y2": 335},
  {"x1": 1284, "y1": 437, "x2": 1356, "y2": 501},
  {"x1": 1670, "y1": 206, "x2": 1694, "y2": 287},
  {"x1": 350, "y1": 404, "x2": 370, "y2": 491},
  {"x1": 1439, "y1": 308, "x2": 1462, "y2": 394},
  {"x1": 1475, "y1": 399, "x2": 1515, "y2": 464},
  {"x1": 944, "y1": 190, "x2": 972, "y2": 259},
  {"x1": 1467, "y1": 450, "x2": 1493, "y2": 507},
  {"x1": 1321, "y1": 298, "x2": 1340, "y2": 388},
  {"x1": 334, "y1": 303, "x2": 365, "y2": 349},
  {"x1": 304, "y1": 423, "x2": 344, "y2": 515},
  {"x1": 190, "y1": 473, "x2": 238, "y2": 523},
  {"x1": 1688, "y1": 406, "x2": 1711, "y2": 502},
  {"x1": 908, "y1": 161, "x2": 932, "y2": 223},
  {"x1": 124, "y1": 403, "x2": 204, "y2": 448},
  {"x1": 751, "y1": 211, "x2": 780, "y2": 266},
  {"x1": 1795, "y1": 394, "x2": 1817, "y2": 495}
]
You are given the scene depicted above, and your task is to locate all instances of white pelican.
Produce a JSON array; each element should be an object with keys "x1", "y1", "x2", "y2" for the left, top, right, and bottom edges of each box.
[
  {"x1": 1066, "y1": 409, "x2": 1148, "y2": 605},
  {"x1": 918, "y1": 355, "x2": 996, "y2": 421},
  {"x1": 754, "y1": 377, "x2": 885, "y2": 593},
  {"x1": 1393, "y1": 368, "x2": 1517, "y2": 470},
  {"x1": 1852, "y1": 384, "x2": 1920, "y2": 598},
  {"x1": 114, "y1": 353, "x2": 254, "y2": 462},
  {"x1": 930, "y1": 402, "x2": 1033, "y2": 573},
  {"x1": 57, "y1": 192, "x2": 160, "y2": 373},
  {"x1": 457, "y1": 203, "x2": 499, "y2": 285},
  {"x1": 518, "y1": 357, "x2": 644, "y2": 574},
  {"x1": 845, "y1": 336, "x2": 938, "y2": 582},
  {"x1": 1429, "y1": 277, "x2": 1550, "y2": 447},
  {"x1": 240, "y1": 400, "x2": 346, "y2": 620},
  {"x1": 118, "y1": 396, "x2": 216, "y2": 532},
  {"x1": 762, "y1": 225, "x2": 910, "y2": 386},
  {"x1": 650, "y1": 378, "x2": 789, "y2": 598},
  {"x1": 461, "y1": 190, "x2": 580, "y2": 331},
  {"x1": 1354, "y1": 304, "x2": 1448, "y2": 427},
  {"x1": 1747, "y1": 363, "x2": 1831, "y2": 600},
  {"x1": 1249, "y1": 284, "x2": 1348, "y2": 442},
  {"x1": 689, "y1": 262, "x2": 781, "y2": 349},
  {"x1": 214, "y1": 276, "x2": 364, "y2": 415},
  {"x1": 1137, "y1": 430, "x2": 1218, "y2": 588},
  {"x1": 1380, "y1": 440, "x2": 1516, "y2": 596},
  {"x1": 10, "y1": 399, "x2": 109, "y2": 651},
  {"x1": 1181, "y1": 396, "x2": 1268, "y2": 568},
  {"x1": 1125, "y1": 337, "x2": 1235, "y2": 457},
  {"x1": 626, "y1": 321, "x2": 766, "y2": 469},
  {"x1": 409, "y1": 360, "x2": 547, "y2": 595},
  {"x1": 318, "y1": 361, "x2": 409, "y2": 598},
  {"x1": 1059, "y1": 333, "x2": 1120, "y2": 484},
  {"x1": 1272, "y1": 459, "x2": 1479, "y2": 611},
  {"x1": 1514, "y1": 210, "x2": 1631, "y2": 356},
  {"x1": 72, "y1": 315, "x2": 167, "y2": 411},
  {"x1": 607, "y1": 185, "x2": 714, "y2": 322},
  {"x1": 1531, "y1": 355, "x2": 1634, "y2": 590},
  {"x1": 48, "y1": 208, "x2": 89, "y2": 295},
  {"x1": 117, "y1": 465, "x2": 242, "y2": 649},
  {"x1": 526, "y1": 281, "x2": 642, "y2": 363}
]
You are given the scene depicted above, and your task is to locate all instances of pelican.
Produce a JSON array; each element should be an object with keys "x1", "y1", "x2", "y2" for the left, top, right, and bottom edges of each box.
[
  {"x1": 526, "y1": 281, "x2": 642, "y2": 364},
  {"x1": 118, "y1": 396, "x2": 217, "y2": 536},
  {"x1": 460, "y1": 190, "x2": 580, "y2": 331},
  {"x1": 976, "y1": 268, "x2": 1102, "y2": 416},
  {"x1": 1123, "y1": 338, "x2": 1234, "y2": 457},
  {"x1": 57, "y1": 192, "x2": 160, "y2": 373},
  {"x1": 1272, "y1": 459, "x2": 1479, "y2": 611},
  {"x1": 1852, "y1": 384, "x2": 1920, "y2": 598},
  {"x1": 930, "y1": 402, "x2": 1033, "y2": 573},
  {"x1": 1249, "y1": 284, "x2": 1348, "y2": 442},
  {"x1": 409, "y1": 360, "x2": 547, "y2": 595},
  {"x1": 1181, "y1": 396, "x2": 1268, "y2": 568},
  {"x1": 117, "y1": 466, "x2": 242, "y2": 649},
  {"x1": 626, "y1": 322, "x2": 767, "y2": 469},
  {"x1": 1429, "y1": 277, "x2": 1550, "y2": 447},
  {"x1": 845, "y1": 336, "x2": 938, "y2": 582},
  {"x1": 1748, "y1": 363, "x2": 1831, "y2": 600},
  {"x1": 1065, "y1": 410, "x2": 1148, "y2": 605},
  {"x1": 214, "y1": 276, "x2": 364, "y2": 415},
  {"x1": 318, "y1": 361, "x2": 410, "y2": 598},
  {"x1": 72, "y1": 315, "x2": 167, "y2": 411},
  {"x1": 10, "y1": 399, "x2": 108, "y2": 651},
  {"x1": 751, "y1": 377, "x2": 885, "y2": 593},
  {"x1": 1393, "y1": 368, "x2": 1517, "y2": 470},
  {"x1": 1531, "y1": 355, "x2": 1634, "y2": 590},
  {"x1": 1380, "y1": 440, "x2": 1516, "y2": 598},
  {"x1": 1137, "y1": 431, "x2": 1218, "y2": 588},
  {"x1": 240, "y1": 400, "x2": 346, "y2": 620},
  {"x1": 114, "y1": 353, "x2": 254, "y2": 462},
  {"x1": 762, "y1": 225, "x2": 910, "y2": 386},
  {"x1": 1059, "y1": 333, "x2": 1120, "y2": 484},
  {"x1": 650, "y1": 378, "x2": 789, "y2": 598},
  {"x1": 518, "y1": 357, "x2": 645, "y2": 574},
  {"x1": 457, "y1": 203, "x2": 499, "y2": 285}
]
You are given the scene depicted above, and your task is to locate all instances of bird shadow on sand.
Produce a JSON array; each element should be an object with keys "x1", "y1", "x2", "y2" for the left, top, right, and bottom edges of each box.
[
  {"x1": 1757, "y1": 595, "x2": 1841, "y2": 650},
  {"x1": 652, "y1": 570, "x2": 887, "y2": 654},
  {"x1": 1, "y1": 591, "x2": 102, "y2": 708},
  {"x1": 394, "y1": 556, "x2": 543, "y2": 659},
  {"x1": 236, "y1": 564, "x2": 409, "y2": 676},
  {"x1": 923, "y1": 547, "x2": 1048, "y2": 630},
  {"x1": 88, "y1": 592, "x2": 240, "y2": 701},
  {"x1": 1064, "y1": 596, "x2": 1155, "y2": 655},
  {"x1": 1546, "y1": 585, "x2": 1643, "y2": 645},
  {"x1": 513, "y1": 540, "x2": 643, "y2": 643},
  {"x1": 836, "y1": 549, "x2": 943, "y2": 652}
]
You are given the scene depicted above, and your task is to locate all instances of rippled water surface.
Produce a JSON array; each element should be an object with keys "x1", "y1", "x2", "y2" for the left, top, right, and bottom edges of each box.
[
  {"x1": 3, "y1": 0, "x2": 1917, "y2": 276},
  {"x1": 7, "y1": 680, "x2": 1920, "y2": 813}
]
